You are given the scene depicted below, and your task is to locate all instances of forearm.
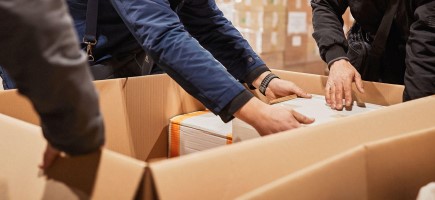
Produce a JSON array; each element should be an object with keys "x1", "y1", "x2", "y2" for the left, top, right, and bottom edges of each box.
[
  {"x1": 178, "y1": 0, "x2": 268, "y2": 85},
  {"x1": 0, "y1": 0, "x2": 104, "y2": 155},
  {"x1": 311, "y1": 0, "x2": 349, "y2": 63}
]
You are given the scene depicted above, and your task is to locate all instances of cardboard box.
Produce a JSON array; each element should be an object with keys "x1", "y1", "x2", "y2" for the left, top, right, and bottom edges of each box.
[
  {"x1": 148, "y1": 95, "x2": 435, "y2": 200},
  {"x1": 260, "y1": 52, "x2": 284, "y2": 69},
  {"x1": 234, "y1": 0, "x2": 286, "y2": 12},
  {"x1": 0, "y1": 74, "x2": 205, "y2": 161},
  {"x1": 0, "y1": 113, "x2": 145, "y2": 200},
  {"x1": 233, "y1": 10, "x2": 286, "y2": 31},
  {"x1": 169, "y1": 110, "x2": 232, "y2": 157},
  {"x1": 237, "y1": 126, "x2": 435, "y2": 200},
  {"x1": 240, "y1": 27, "x2": 286, "y2": 53}
]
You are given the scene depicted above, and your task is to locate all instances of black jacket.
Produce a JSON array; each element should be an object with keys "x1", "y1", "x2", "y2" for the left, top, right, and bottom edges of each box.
[{"x1": 311, "y1": 0, "x2": 435, "y2": 100}]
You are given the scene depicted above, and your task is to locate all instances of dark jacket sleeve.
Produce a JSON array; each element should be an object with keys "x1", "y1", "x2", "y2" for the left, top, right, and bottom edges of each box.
[
  {"x1": 403, "y1": 0, "x2": 435, "y2": 100},
  {"x1": 177, "y1": 0, "x2": 270, "y2": 87},
  {"x1": 0, "y1": 0, "x2": 104, "y2": 156},
  {"x1": 110, "y1": 0, "x2": 255, "y2": 121},
  {"x1": 311, "y1": 0, "x2": 349, "y2": 64}
]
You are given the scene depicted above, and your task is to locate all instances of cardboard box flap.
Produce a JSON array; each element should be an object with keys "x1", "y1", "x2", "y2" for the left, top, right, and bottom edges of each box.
[
  {"x1": 236, "y1": 126, "x2": 435, "y2": 200},
  {"x1": 0, "y1": 113, "x2": 146, "y2": 200},
  {"x1": 95, "y1": 79, "x2": 134, "y2": 157},
  {"x1": 45, "y1": 150, "x2": 146, "y2": 200},
  {"x1": 0, "y1": 89, "x2": 38, "y2": 125},
  {"x1": 0, "y1": 79, "x2": 135, "y2": 157},
  {"x1": 271, "y1": 70, "x2": 404, "y2": 106},
  {"x1": 236, "y1": 148, "x2": 368, "y2": 200},
  {"x1": 124, "y1": 74, "x2": 204, "y2": 161},
  {"x1": 149, "y1": 95, "x2": 435, "y2": 200}
]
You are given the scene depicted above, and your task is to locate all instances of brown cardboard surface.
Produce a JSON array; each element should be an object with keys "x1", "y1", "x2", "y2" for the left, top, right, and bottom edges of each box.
[
  {"x1": 271, "y1": 70, "x2": 404, "y2": 106},
  {"x1": 237, "y1": 126, "x2": 435, "y2": 200},
  {"x1": 0, "y1": 113, "x2": 146, "y2": 200},
  {"x1": 123, "y1": 75, "x2": 204, "y2": 161},
  {"x1": 0, "y1": 74, "x2": 204, "y2": 161},
  {"x1": 149, "y1": 95, "x2": 435, "y2": 200}
]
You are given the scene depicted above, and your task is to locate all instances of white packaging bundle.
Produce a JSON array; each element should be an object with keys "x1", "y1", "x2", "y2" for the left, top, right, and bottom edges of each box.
[
  {"x1": 169, "y1": 111, "x2": 232, "y2": 157},
  {"x1": 233, "y1": 94, "x2": 384, "y2": 142}
]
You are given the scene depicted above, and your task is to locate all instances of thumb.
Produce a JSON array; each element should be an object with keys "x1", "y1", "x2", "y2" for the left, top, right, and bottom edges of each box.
[
  {"x1": 291, "y1": 110, "x2": 315, "y2": 124},
  {"x1": 354, "y1": 73, "x2": 365, "y2": 93},
  {"x1": 39, "y1": 144, "x2": 60, "y2": 170}
]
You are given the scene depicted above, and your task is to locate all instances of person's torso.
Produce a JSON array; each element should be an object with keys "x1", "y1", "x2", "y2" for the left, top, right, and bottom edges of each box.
[{"x1": 67, "y1": 0, "x2": 141, "y2": 63}]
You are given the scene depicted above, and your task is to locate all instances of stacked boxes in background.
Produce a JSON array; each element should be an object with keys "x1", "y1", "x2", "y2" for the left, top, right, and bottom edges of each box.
[
  {"x1": 216, "y1": 0, "x2": 354, "y2": 76},
  {"x1": 232, "y1": 0, "x2": 287, "y2": 69}
]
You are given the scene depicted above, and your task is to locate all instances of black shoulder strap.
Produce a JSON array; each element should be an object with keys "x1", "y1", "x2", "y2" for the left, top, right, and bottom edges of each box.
[
  {"x1": 363, "y1": 0, "x2": 400, "y2": 81},
  {"x1": 83, "y1": 0, "x2": 99, "y2": 61}
]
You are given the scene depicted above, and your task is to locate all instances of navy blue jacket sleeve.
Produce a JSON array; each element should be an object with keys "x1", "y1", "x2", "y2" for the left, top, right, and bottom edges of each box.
[
  {"x1": 403, "y1": 0, "x2": 435, "y2": 100},
  {"x1": 110, "y1": 0, "x2": 253, "y2": 116},
  {"x1": 177, "y1": 0, "x2": 269, "y2": 86}
]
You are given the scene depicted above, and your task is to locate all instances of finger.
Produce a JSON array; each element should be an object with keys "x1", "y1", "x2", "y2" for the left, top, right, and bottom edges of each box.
[
  {"x1": 292, "y1": 85, "x2": 312, "y2": 99},
  {"x1": 39, "y1": 145, "x2": 60, "y2": 170},
  {"x1": 325, "y1": 84, "x2": 331, "y2": 106},
  {"x1": 354, "y1": 73, "x2": 365, "y2": 93},
  {"x1": 335, "y1": 81, "x2": 344, "y2": 110},
  {"x1": 329, "y1": 82, "x2": 337, "y2": 109},
  {"x1": 291, "y1": 110, "x2": 315, "y2": 124},
  {"x1": 343, "y1": 79, "x2": 353, "y2": 107}
]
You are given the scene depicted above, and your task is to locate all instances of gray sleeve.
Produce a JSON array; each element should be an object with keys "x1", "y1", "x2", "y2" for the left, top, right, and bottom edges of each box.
[{"x1": 0, "y1": 0, "x2": 104, "y2": 155}]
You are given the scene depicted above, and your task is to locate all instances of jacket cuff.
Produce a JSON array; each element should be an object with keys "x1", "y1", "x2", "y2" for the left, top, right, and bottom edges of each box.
[
  {"x1": 218, "y1": 90, "x2": 254, "y2": 123},
  {"x1": 325, "y1": 45, "x2": 348, "y2": 64},
  {"x1": 244, "y1": 65, "x2": 270, "y2": 90},
  {"x1": 327, "y1": 56, "x2": 349, "y2": 69}
]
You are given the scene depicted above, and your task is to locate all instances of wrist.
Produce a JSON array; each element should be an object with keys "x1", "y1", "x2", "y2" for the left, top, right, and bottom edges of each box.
[
  {"x1": 252, "y1": 71, "x2": 271, "y2": 89},
  {"x1": 234, "y1": 97, "x2": 267, "y2": 124}
]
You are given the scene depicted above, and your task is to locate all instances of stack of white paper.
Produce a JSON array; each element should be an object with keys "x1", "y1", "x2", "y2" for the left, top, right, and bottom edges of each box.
[
  {"x1": 233, "y1": 94, "x2": 384, "y2": 142},
  {"x1": 169, "y1": 110, "x2": 232, "y2": 157}
]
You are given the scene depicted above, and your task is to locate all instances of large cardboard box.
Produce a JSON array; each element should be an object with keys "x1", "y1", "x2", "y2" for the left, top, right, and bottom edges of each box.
[
  {"x1": 237, "y1": 126, "x2": 435, "y2": 200},
  {"x1": 148, "y1": 95, "x2": 435, "y2": 200},
  {"x1": 0, "y1": 75, "x2": 204, "y2": 161},
  {"x1": 0, "y1": 113, "x2": 145, "y2": 200}
]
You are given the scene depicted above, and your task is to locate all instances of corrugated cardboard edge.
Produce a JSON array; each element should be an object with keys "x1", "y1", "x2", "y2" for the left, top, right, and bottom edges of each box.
[
  {"x1": 148, "y1": 95, "x2": 435, "y2": 200},
  {"x1": 124, "y1": 74, "x2": 204, "y2": 161},
  {"x1": 236, "y1": 126, "x2": 435, "y2": 200},
  {"x1": 271, "y1": 70, "x2": 404, "y2": 106},
  {"x1": 95, "y1": 78, "x2": 136, "y2": 158}
]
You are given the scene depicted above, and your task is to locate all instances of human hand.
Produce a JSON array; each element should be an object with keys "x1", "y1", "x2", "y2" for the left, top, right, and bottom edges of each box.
[
  {"x1": 235, "y1": 98, "x2": 315, "y2": 136},
  {"x1": 253, "y1": 72, "x2": 311, "y2": 101},
  {"x1": 266, "y1": 78, "x2": 312, "y2": 100},
  {"x1": 39, "y1": 143, "x2": 61, "y2": 170},
  {"x1": 326, "y1": 59, "x2": 364, "y2": 110}
]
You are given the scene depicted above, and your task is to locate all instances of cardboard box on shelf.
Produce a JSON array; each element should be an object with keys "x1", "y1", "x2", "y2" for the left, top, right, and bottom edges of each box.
[
  {"x1": 0, "y1": 74, "x2": 205, "y2": 162},
  {"x1": 240, "y1": 27, "x2": 286, "y2": 54},
  {"x1": 234, "y1": 0, "x2": 286, "y2": 12},
  {"x1": 169, "y1": 110, "x2": 232, "y2": 157},
  {"x1": 260, "y1": 51, "x2": 284, "y2": 69},
  {"x1": 237, "y1": 126, "x2": 435, "y2": 200},
  {"x1": 148, "y1": 95, "x2": 435, "y2": 200},
  {"x1": 0, "y1": 114, "x2": 145, "y2": 200},
  {"x1": 233, "y1": 10, "x2": 286, "y2": 31}
]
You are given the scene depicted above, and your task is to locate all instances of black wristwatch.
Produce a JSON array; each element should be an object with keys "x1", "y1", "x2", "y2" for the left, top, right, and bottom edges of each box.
[{"x1": 259, "y1": 73, "x2": 280, "y2": 96}]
